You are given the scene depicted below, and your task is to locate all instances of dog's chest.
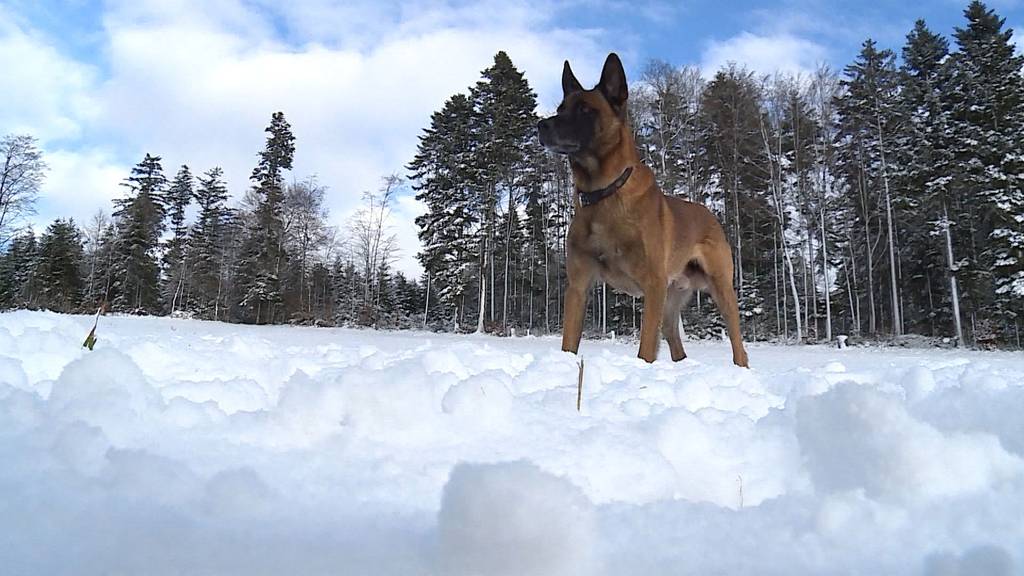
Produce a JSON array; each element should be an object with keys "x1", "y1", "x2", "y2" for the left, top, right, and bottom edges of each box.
[
  {"x1": 583, "y1": 219, "x2": 646, "y2": 295},
  {"x1": 587, "y1": 220, "x2": 629, "y2": 257}
]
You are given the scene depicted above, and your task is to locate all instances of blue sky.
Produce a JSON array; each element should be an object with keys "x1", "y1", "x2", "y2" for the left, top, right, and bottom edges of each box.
[{"x1": 2, "y1": 0, "x2": 1021, "y2": 275}]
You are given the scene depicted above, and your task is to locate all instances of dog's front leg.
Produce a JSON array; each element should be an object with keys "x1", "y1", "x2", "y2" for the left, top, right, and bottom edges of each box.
[
  {"x1": 638, "y1": 279, "x2": 666, "y2": 363},
  {"x1": 562, "y1": 283, "x2": 588, "y2": 354},
  {"x1": 561, "y1": 257, "x2": 595, "y2": 354}
]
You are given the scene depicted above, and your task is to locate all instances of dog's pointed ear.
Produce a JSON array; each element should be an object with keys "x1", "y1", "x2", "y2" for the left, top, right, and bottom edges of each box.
[
  {"x1": 562, "y1": 60, "x2": 583, "y2": 96},
  {"x1": 597, "y1": 52, "x2": 628, "y2": 110}
]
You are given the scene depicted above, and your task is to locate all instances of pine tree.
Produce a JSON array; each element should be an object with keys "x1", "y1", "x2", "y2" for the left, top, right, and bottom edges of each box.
[
  {"x1": 470, "y1": 51, "x2": 543, "y2": 332},
  {"x1": 0, "y1": 230, "x2": 38, "y2": 308},
  {"x1": 494, "y1": 202, "x2": 526, "y2": 333},
  {"x1": 375, "y1": 261, "x2": 396, "y2": 327},
  {"x1": 308, "y1": 261, "x2": 335, "y2": 323},
  {"x1": 946, "y1": 1, "x2": 1024, "y2": 331},
  {"x1": 522, "y1": 171, "x2": 549, "y2": 332},
  {"x1": 897, "y1": 20, "x2": 963, "y2": 340},
  {"x1": 838, "y1": 40, "x2": 903, "y2": 336},
  {"x1": 539, "y1": 150, "x2": 575, "y2": 334},
  {"x1": 216, "y1": 209, "x2": 245, "y2": 322},
  {"x1": 188, "y1": 167, "x2": 230, "y2": 318},
  {"x1": 235, "y1": 112, "x2": 295, "y2": 324},
  {"x1": 393, "y1": 272, "x2": 422, "y2": 318},
  {"x1": 332, "y1": 258, "x2": 363, "y2": 326},
  {"x1": 34, "y1": 218, "x2": 84, "y2": 312},
  {"x1": 163, "y1": 165, "x2": 194, "y2": 313},
  {"x1": 110, "y1": 153, "x2": 167, "y2": 313},
  {"x1": 701, "y1": 66, "x2": 780, "y2": 336},
  {"x1": 409, "y1": 93, "x2": 480, "y2": 327}
]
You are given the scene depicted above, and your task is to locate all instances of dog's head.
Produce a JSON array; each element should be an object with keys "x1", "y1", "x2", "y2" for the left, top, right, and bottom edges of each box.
[{"x1": 537, "y1": 52, "x2": 628, "y2": 157}]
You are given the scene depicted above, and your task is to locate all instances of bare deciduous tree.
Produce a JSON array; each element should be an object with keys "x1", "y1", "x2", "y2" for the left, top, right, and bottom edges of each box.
[
  {"x1": 349, "y1": 175, "x2": 400, "y2": 322},
  {"x1": 0, "y1": 134, "x2": 46, "y2": 248},
  {"x1": 284, "y1": 177, "x2": 331, "y2": 313},
  {"x1": 82, "y1": 209, "x2": 111, "y2": 305}
]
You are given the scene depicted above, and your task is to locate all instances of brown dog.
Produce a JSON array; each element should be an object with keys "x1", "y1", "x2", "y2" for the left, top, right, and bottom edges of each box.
[{"x1": 537, "y1": 53, "x2": 749, "y2": 367}]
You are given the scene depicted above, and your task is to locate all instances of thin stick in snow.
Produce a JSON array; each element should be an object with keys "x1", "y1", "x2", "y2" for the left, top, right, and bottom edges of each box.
[{"x1": 577, "y1": 358, "x2": 585, "y2": 412}]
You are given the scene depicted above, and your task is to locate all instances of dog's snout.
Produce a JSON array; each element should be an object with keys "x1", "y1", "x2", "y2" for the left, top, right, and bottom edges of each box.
[{"x1": 537, "y1": 118, "x2": 553, "y2": 144}]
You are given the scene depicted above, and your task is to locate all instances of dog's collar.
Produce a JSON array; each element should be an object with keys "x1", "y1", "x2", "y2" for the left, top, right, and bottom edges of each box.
[{"x1": 578, "y1": 167, "x2": 633, "y2": 207}]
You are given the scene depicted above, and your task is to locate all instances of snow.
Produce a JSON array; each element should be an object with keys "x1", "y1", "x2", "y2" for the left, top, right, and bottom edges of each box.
[
  {"x1": 2, "y1": 310, "x2": 1024, "y2": 575},
  {"x1": 438, "y1": 461, "x2": 596, "y2": 576}
]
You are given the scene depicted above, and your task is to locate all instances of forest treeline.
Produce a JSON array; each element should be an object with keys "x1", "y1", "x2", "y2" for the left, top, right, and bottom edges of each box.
[{"x1": 1, "y1": 1, "x2": 1021, "y2": 346}]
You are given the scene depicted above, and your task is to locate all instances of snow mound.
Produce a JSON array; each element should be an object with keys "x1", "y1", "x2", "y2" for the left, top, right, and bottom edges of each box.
[
  {"x1": 438, "y1": 461, "x2": 596, "y2": 576},
  {"x1": 2, "y1": 310, "x2": 1024, "y2": 574},
  {"x1": 797, "y1": 382, "x2": 1024, "y2": 501}
]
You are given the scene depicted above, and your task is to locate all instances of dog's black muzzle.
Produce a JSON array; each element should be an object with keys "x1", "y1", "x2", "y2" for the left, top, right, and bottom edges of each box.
[
  {"x1": 538, "y1": 117, "x2": 579, "y2": 154},
  {"x1": 537, "y1": 117, "x2": 556, "y2": 147}
]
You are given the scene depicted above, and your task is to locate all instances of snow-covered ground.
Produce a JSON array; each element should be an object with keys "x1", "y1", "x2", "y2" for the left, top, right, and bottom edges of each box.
[{"x1": 1, "y1": 310, "x2": 1023, "y2": 575}]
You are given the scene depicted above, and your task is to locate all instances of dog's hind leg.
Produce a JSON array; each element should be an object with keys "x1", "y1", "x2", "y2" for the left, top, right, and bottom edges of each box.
[
  {"x1": 662, "y1": 288, "x2": 694, "y2": 362},
  {"x1": 707, "y1": 266, "x2": 749, "y2": 368}
]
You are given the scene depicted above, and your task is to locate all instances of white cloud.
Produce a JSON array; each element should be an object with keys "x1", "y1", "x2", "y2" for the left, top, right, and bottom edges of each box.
[
  {"x1": 32, "y1": 148, "x2": 127, "y2": 230},
  {"x1": 391, "y1": 194, "x2": 429, "y2": 280},
  {"x1": 0, "y1": 8, "x2": 120, "y2": 235},
  {"x1": 700, "y1": 31, "x2": 828, "y2": 78},
  {"x1": 0, "y1": 8, "x2": 100, "y2": 142},
  {"x1": 1, "y1": 0, "x2": 609, "y2": 277}
]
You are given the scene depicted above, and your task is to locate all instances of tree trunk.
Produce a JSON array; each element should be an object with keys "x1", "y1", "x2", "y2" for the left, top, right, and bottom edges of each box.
[
  {"x1": 774, "y1": 228, "x2": 781, "y2": 334},
  {"x1": 502, "y1": 191, "x2": 513, "y2": 333},
  {"x1": 541, "y1": 191, "x2": 551, "y2": 333},
  {"x1": 488, "y1": 190, "x2": 495, "y2": 324},
  {"x1": 760, "y1": 115, "x2": 802, "y2": 342},
  {"x1": 733, "y1": 117, "x2": 744, "y2": 296},
  {"x1": 944, "y1": 201, "x2": 964, "y2": 346},
  {"x1": 847, "y1": 234, "x2": 861, "y2": 332},
  {"x1": 820, "y1": 209, "x2": 832, "y2": 341},
  {"x1": 802, "y1": 242, "x2": 810, "y2": 336},
  {"x1": 845, "y1": 256, "x2": 856, "y2": 334},
  {"x1": 423, "y1": 272, "x2": 431, "y2": 329},
  {"x1": 601, "y1": 282, "x2": 607, "y2": 335},
  {"x1": 477, "y1": 262, "x2": 486, "y2": 333},
  {"x1": 859, "y1": 168, "x2": 876, "y2": 335},
  {"x1": 876, "y1": 112, "x2": 901, "y2": 336}
]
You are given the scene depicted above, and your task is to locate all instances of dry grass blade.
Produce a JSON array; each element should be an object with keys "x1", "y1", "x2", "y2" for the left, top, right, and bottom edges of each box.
[{"x1": 82, "y1": 301, "x2": 108, "y2": 351}]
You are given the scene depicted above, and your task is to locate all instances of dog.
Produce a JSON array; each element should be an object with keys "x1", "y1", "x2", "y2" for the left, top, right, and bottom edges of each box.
[{"x1": 537, "y1": 53, "x2": 749, "y2": 367}]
